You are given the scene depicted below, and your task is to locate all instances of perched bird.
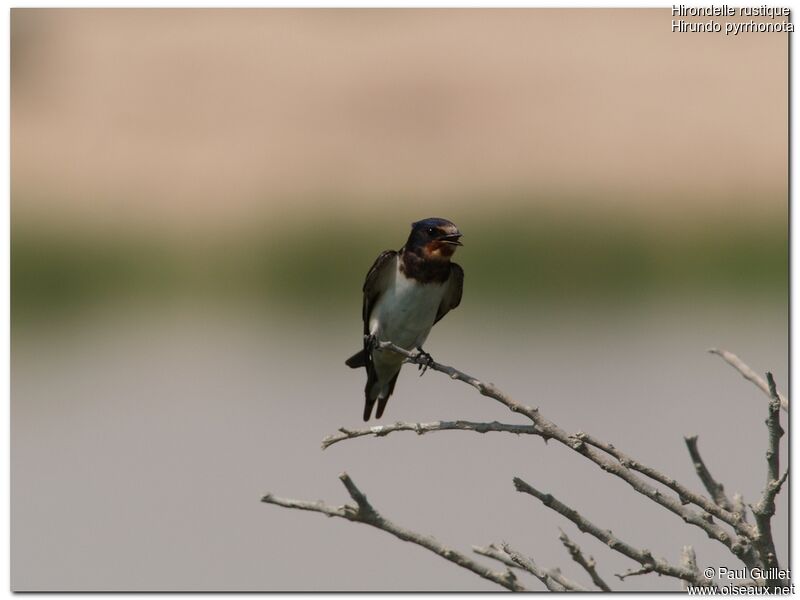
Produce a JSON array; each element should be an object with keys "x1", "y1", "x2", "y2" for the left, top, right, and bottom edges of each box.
[{"x1": 345, "y1": 217, "x2": 464, "y2": 421}]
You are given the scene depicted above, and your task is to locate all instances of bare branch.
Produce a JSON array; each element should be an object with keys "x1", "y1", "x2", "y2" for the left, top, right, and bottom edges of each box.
[
  {"x1": 262, "y1": 472, "x2": 525, "y2": 591},
  {"x1": 750, "y1": 374, "x2": 788, "y2": 586},
  {"x1": 732, "y1": 494, "x2": 749, "y2": 523},
  {"x1": 764, "y1": 374, "x2": 783, "y2": 485},
  {"x1": 374, "y1": 342, "x2": 755, "y2": 564},
  {"x1": 374, "y1": 340, "x2": 507, "y2": 400},
  {"x1": 472, "y1": 543, "x2": 524, "y2": 570},
  {"x1": 322, "y1": 420, "x2": 543, "y2": 450},
  {"x1": 546, "y1": 567, "x2": 588, "y2": 592},
  {"x1": 559, "y1": 529, "x2": 612, "y2": 591},
  {"x1": 272, "y1": 344, "x2": 785, "y2": 590},
  {"x1": 680, "y1": 546, "x2": 699, "y2": 591},
  {"x1": 276, "y1": 342, "x2": 788, "y2": 591},
  {"x1": 683, "y1": 435, "x2": 744, "y2": 521},
  {"x1": 615, "y1": 564, "x2": 654, "y2": 581},
  {"x1": 479, "y1": 542, "x2": 588, "y2": 592},
  {"x1": 708, "y1": 349, "x2": 788, "y2": 412},
  {"x1": 501, "y1": 543, "x2": 567, "y2": 592},
  {"x1": 513, "y1": 476, "x2": 715, "y2": 588},
  {"x1": 579, "y1": 431, "x2": 750, "y2": 536},
  {"x1": 338, "y1": 472, "x2": 374, "y2": 516}
]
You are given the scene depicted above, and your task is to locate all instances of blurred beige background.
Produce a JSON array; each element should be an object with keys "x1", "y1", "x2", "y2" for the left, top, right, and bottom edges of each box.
[
  {"x1": 11, "y1": 8, "x2": 787, "y2": 592},
  {"x1": 12, "y1": 8, "x2": 787, "y2": 228}
]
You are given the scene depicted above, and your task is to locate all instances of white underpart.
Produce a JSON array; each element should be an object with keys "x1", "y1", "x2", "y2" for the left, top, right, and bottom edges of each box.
[{"x1": 369, "y1": 260, "x2": 446, "y2": 352}]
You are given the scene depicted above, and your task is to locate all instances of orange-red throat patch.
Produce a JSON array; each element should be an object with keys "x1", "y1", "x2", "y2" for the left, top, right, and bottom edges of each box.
[{"x1": 424, "y1": 240, "x2": 457, "y2": 260}]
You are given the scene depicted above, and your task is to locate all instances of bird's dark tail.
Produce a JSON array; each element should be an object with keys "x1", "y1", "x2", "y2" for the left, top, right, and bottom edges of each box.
[
  {"x1": 363, "y1": 369, "x2": 400, "y2": 421},
  {"x1": 363, "y1": 364, "x2": 379, "y2": 420},
  {"x1": 364, "y1": 368, "x2": 400, "y2": 421},
  {"x1": 375, "y1": 373, "x2": 399, "y2": 419},
  {"x1": 345, "y1": 349, "x2": 367, "y2": 368}
]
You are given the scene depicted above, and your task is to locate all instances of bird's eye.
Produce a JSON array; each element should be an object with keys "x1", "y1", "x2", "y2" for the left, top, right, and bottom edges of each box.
[{"x1": 427, "y1": 227, "x2": 436, "y2": 235}]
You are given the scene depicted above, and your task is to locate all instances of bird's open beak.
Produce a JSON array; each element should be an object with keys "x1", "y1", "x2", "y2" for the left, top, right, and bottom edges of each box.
[{"x1": 439, "y1": 233, "x2": 463, "y2": 246}]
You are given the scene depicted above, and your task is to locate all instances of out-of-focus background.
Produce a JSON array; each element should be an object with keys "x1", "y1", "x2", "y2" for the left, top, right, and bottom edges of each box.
[{"x1": 11, "y1": 8, "x2": 787, "y2": 592}]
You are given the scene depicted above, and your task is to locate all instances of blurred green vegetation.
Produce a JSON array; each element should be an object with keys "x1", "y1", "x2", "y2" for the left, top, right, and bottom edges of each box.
[{"x1": 12, "y1": 204, "x2": 787, "y2": 327}]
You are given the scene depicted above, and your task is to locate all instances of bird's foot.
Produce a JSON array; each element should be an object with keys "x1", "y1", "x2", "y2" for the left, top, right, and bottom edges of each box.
[
  {"x1": 364, "y1": 334, "x2": 378, "y2": 352},
  {"x1": 415, "y1": 347, "x2": 435, "y2": 376}
]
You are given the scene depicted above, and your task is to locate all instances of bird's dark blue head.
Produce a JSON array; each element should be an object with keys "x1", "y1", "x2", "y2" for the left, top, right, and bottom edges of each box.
[{"x1": 405, "y1": 217, "x2": 463, "y2": 260}]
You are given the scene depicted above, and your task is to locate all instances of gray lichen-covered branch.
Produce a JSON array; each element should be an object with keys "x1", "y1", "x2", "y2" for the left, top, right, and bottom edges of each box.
[
  {"x1": 749, "y1": 373, "x2": 789, "y2": 589},
  {"x1": 364, "y1": 342, "x2": 758, "y2": 564},
  {"x1": 683, "y1": 435, "x2": 738, "y2": 515},
  {"x1": 512, "y1": 476, "x2": 714, "y2": 589},
  {"x1": 262, "y1": 472, "x2": 524, "y2": 591},
  {"x1": 501, "y1": 543, "x2": 584, "y2": 592},
  {"x1": 321, "y1": 419, "x2": 543, "y2": 450},
  {"x1": 262, "y1": 344, "x2": 787, "y2": 591},
  {"x1": 475, "y1": 540, "x2": 601, "y2": 592},
  {"x1": 473, "y1": 543, "x2": 526, "y2": 570},
  {"x1": 577, "y1": 431, "x2": 750, "y2": 536},
  {"x1": 558, "y1": 530, "x2": 612, "y2": 592},
  {"x1": 709, "y1": 349, "x2": 788, "y2": 412}
]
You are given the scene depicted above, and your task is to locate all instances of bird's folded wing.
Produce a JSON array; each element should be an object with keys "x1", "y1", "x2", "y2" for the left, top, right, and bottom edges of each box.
[
  {"x1": 362, "y1": 250, "x2": 398, "y2": 335},
  {"x1": 434, "y1": 262, "x2": 464, "y2": 324}
]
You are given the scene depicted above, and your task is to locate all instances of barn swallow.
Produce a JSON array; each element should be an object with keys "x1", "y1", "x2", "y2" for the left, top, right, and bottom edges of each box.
[{"x1": 345, "y1": 218, "x2": 464, "y2": 421}]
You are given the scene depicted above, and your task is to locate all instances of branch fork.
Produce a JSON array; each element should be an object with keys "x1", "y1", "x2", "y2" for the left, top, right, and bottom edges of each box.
[{"x1": 263, "y1": 347, "x2": 786, "y2": 591}]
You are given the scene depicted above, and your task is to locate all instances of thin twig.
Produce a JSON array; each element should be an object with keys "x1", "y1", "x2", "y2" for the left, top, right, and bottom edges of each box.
[
  {"x1": 683, "y1": 435, "x2": 742, "y2": 518},
  {"x1": 558, "y1": 529, "x2": 612, "y2": 591},
  {"x1": 615, "y1": 564, "x2": 654, "y2": 581},
  {"x1": 750, "y1": 374, "x2": 788, "y2": 587},
  {"x1": 579, "y1": 431, "x2": 750, "y2": 536},
  {"x1": 764, "y1": 374, "x2": 783, "y2": 490},
  {"x1": 373, "y1": 341, "x2": 755, "y2": 565},
  {"x1": 472, "y1": 543, "x2": 524, "y2": 570},
  {"x1": 708, "y1": 349, "x2": 787, "y2": 412},
  {"x1": 484, "y1": 542, "x2": 589, "y2": 592},
  {"x1": 322, "y1": 420, "x2": 543, "y2": 450},
  {"x1": 732, "y1": 494, "x2": 749, "y2": 523},
  {"x1": 679, "y1": 546, "x2": 703, "y2": 591},
  {"x1": 262, "y1": 473, "x2": 524, "y2": 591},
  {"x1": 546, "y1": 567, "x2": 588, "y2": 592},
  {"x1": 512, "y1": 476, "x2": 715, "y2": 588},
  {"x1": 501, "y1": 543, "x2": 567, "y2": 592}
]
